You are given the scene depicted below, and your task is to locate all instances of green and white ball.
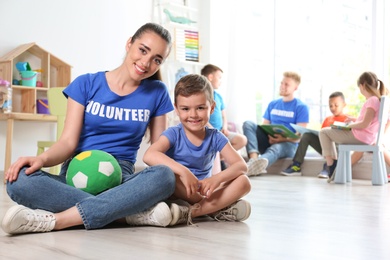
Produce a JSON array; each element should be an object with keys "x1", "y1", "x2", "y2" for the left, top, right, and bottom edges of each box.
[{"x1": 66, "y1": 150, "x2": 122, "y2": 195}]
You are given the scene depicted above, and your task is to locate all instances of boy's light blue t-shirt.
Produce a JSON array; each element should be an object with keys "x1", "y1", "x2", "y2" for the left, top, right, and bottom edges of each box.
[{"x1": 163, "y1": 124, "x2": 228, "y2": 180}]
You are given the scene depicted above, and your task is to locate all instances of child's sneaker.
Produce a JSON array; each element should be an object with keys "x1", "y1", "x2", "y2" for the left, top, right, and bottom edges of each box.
[
  {"x1": 210, "y1": 199, "x2": 251, "y2": 222},
  {"x1": 281, "y1": 163, "x2": 302, "y2": 176},
  {"x1": 169, "y1": 202, "x2": 190, "y2": 226},
  {"x1": 317, "y1": 163, "x2": 329, "y2": 179},
  {"x1": 126, "y1": 202, "x2": 172, "y2": 227},
  {"x1": 1, "y1": 204, "x2": 56, "y2": 234},
  {"x1": 169, "y1": 201, "x2": 200, "y2": 226},
  {"x1": 246, "y1": 158, "x2": 268, "y2": 177},
  {"x1": 329, "y1": 160, "x2": 338, "y2": 179}
]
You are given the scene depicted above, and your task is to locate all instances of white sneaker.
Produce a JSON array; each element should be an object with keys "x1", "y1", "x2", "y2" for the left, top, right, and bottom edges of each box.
[
  {"x1": 1, "y1": 205, "x2": 56, "y2": 234},
  {"x1": 246, "y1": 158, "x2": 268, "y2": 176},
  {"x1": 126, "y1": 202, "x2": 172, "y2": 227},
  {"x1": 210, "y1": 199, "x2": 251, "y2": 222}
]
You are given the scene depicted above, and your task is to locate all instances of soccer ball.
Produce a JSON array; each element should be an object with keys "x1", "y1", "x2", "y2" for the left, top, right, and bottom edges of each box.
[{"x1": 66, "y1": 150, "x2": 122, "y2": 195}]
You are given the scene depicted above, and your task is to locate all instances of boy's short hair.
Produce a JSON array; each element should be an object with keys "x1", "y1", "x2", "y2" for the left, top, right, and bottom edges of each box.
[
  {"x1": 174, "y1": 74, "x2": 214, "y2": 105},
  {"x1": 283, "y1": 71, "x2": 301, "y2": 85},
  {"x1": 200, "y1": 64, "x2": 223, "y2": 77},
  {"x1": 329, "y1": 91, "x2": 345, "y2": 101}
]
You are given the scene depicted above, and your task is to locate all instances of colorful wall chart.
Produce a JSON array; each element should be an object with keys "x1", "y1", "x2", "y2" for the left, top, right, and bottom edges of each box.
[{"x1": 175, "y1": 28, "x2": 199, "y2": 62}]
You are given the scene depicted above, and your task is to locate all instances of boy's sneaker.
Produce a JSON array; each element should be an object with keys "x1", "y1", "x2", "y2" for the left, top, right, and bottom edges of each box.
[
  {"x1": 1, "y1": 204, "x2": 56, "y2": 234},
  {"x1": 246, "y1": 158, "x2": 268, "y2": 177},
  {"x1": 169, "y1": 201, "x2": 194, "y2": 226},
  {"x1": 126, "y1": 202, "x2": 172, "y2": 227},
  {"x1": 317, "y1": 163, "x2": 329, "y2": 179},
  {"x1": 210, "y1": 199, "x2": 251, "y2": 222},
  {"x1": 281, "y1": 163, "x2": 302, "y2": 176}
]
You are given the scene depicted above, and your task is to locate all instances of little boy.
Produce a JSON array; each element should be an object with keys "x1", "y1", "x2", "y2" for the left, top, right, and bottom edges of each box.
[
  {"x1": 201, "y1": 64, "x2": 247, "y2": 169},
  {"x1": 143, "y1": 74, "x2": 251, "y2": 226},
  {"x1": 281, "y1": 91, "x2": 349, "y2": 178}
]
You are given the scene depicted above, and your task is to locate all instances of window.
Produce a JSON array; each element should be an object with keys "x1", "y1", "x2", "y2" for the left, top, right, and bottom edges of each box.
[{"x1": 208, "y1": 0, "x2": 388, "y2": 128}]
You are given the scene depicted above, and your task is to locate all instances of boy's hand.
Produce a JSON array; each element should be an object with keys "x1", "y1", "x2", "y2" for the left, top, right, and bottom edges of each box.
[
  {"x1": 221, "y1": 128, "x2": 230, "y2": 137},
  {"x1": 179, "y1": 169, "x2": 200, "y2": 198},
  {"x1": 198, "y1": 176, "x2": 220, "y2": 199}
]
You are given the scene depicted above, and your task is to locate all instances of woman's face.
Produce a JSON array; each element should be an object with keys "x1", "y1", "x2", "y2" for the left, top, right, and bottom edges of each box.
[{"x1": 125, "y1": 31, "x2": 170, "y2": 81}]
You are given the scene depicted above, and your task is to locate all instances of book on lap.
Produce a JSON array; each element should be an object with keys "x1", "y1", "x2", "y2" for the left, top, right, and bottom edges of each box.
[
  {"x1": 259, "y1": 124, "x2": 299, "y2": 139},
  {"x1": 330, "y1": 121, "x2": 351, "y2": 131}
]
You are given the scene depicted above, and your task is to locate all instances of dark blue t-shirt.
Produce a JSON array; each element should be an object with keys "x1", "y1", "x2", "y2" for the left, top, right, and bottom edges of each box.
[{"x1": 63, "y1": 71, "x2": 174, "y2": 163}]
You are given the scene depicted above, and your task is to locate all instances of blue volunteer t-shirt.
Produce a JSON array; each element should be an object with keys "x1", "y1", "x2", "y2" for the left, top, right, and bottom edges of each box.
[
  {"x1": 63, "y1": 71, "x2": 174, "y2": 163},
  {"x1": 163, "y1": 124, "x2": 229, "y2": 180},
  {"x1": 263, "y1": 98, "x2": 309, "y2": 132},
  {"x1": 209, "y1": 90, "x2": 225, "y2": 130}
]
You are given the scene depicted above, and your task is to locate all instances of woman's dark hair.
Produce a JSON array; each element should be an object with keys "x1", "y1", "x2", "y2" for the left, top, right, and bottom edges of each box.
[{"x1": 131, "y1": 23, "x2": 172, "y2": 47}]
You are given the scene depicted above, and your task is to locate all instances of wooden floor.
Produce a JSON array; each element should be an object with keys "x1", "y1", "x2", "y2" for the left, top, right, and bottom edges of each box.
[{"x1": 1, "y1": 173, "x2": 390, "y2": 260}]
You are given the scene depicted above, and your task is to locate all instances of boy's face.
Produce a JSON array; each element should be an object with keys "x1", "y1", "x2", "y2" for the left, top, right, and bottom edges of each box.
[
  {"x1": 175, "y1": 93, "x2": 215, "y2": 132},
  {"x1": 207, "y1": 70, "x2": 223, "y2": 89},
  {"x1": 328, "y1": 96, "x2": 346, "y2": 116}
]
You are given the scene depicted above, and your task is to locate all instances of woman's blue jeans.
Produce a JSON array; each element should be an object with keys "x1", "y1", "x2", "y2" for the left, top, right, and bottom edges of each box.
[
  {"x1": 243, "y1": 120, "x2": 298, "y2": 167},
  {"x1": 6, "y1": 160, "x2": 175, "y2": 230}
]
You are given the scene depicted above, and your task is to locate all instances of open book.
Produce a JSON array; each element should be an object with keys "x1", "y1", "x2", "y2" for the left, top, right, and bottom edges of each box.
[
  {"x1": 290, "y1": 123, "x2": 319, "y2": 135},
  {"x1": 259, "y1": 124, "x2": 299, "y2": 139},
  {"x1": 330, "y1": 121, "x2": 351, "y2": 131}
]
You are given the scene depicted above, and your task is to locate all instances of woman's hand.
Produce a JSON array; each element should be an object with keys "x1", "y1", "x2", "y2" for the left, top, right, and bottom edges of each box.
[{"x1": 5, "y1": 156, "x2": 45, "y2": 182}]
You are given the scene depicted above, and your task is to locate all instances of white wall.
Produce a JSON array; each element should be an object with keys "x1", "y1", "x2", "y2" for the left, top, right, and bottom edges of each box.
[
  {"x1": 0, "y1": 0, "x2": 154, "y2": 171},
  {"x1": 203, "y1": 0, "x2": 259, "y2": 126}
]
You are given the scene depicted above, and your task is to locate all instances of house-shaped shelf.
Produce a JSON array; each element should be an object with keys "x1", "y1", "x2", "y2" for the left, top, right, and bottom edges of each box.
[{"x1": 0, "y1": 42, "x2": 72, "y2": 114}]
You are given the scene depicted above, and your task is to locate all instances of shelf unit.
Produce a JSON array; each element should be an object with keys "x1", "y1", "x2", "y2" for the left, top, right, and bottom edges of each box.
[
  {"x1": 154, "y1": 0, "x2": 204, "y2": 83},
  {"x1": 154, "y1": 1, "x2": 205, "y2": 126},
  {"x1": 0, "y1": 42, "x2": 72, "y2": 114}
]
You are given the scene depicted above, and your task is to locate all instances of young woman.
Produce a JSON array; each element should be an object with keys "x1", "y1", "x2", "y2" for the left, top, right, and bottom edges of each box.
[
  {"x1": 2, "y1": 23, "x2": 176, "y2": 235},
  {"x1": 319, "y1": 71, "x2": 388, "y2": 177}
]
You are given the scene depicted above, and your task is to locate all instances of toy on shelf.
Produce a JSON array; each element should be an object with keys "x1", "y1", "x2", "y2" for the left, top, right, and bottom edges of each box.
[
  {"x1": 163, "y1": 8, "x2": 196, "y2": 25},
  {"x1": 15, "y1": 62, "x2": 37, "y2": 87}
]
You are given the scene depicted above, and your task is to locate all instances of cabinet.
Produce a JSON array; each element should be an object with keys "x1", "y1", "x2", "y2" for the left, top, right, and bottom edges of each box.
[{"x1": 0, "y1": 42, "x2": 72, "y2": 114}]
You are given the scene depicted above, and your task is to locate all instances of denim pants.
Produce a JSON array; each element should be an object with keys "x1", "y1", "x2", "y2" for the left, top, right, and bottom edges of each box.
[
  {"x1": 243, "y1": 120, "x2": 297, "y2": 167},
  {"x1": 6, "y1": 160, "x2": 176, "y2": 230}
]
